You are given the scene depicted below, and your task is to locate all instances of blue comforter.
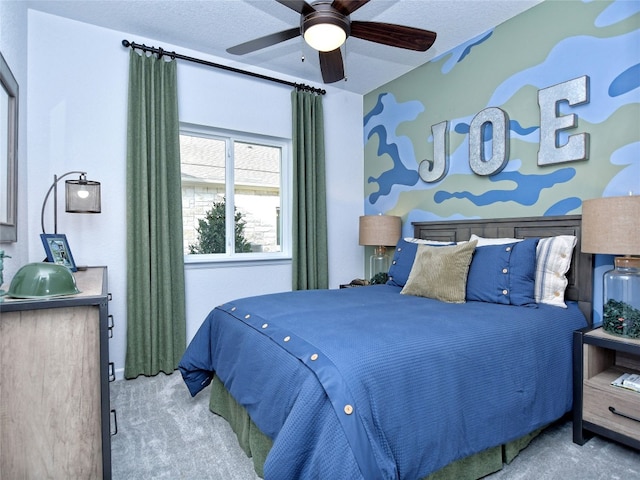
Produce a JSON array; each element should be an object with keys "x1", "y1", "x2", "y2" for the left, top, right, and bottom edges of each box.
[{"x1": 179, "y1": 285, "x2": 587, "y2": 480}]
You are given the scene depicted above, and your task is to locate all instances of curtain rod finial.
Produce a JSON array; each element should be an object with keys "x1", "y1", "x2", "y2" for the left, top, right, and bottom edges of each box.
[{"x1": 122, "y1": 39, "x2": 131, "y2": 48}]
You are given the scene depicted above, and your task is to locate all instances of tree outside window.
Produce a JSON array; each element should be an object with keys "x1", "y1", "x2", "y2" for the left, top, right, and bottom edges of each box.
[{"x1": 188, "y1": 198, "x2": 252, "y2": 254}]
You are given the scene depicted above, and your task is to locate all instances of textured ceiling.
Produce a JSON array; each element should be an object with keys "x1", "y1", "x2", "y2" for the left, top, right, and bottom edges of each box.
[{"x1": 26, "y1": 0, "x2": 542, "y2": 94}]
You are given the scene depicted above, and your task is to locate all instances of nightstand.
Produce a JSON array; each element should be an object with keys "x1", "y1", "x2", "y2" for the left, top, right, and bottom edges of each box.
[{"x1": 573, "y1": 326, "x2": 640, "y2": 450}]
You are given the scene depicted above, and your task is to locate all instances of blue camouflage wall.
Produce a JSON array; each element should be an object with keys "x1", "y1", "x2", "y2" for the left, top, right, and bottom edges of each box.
[{"x1": 362, "y1": 0, "x2": 639, "y2": 321}]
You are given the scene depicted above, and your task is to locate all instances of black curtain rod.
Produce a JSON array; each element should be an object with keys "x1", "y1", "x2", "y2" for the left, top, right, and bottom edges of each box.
[{"x1": 122, "y1": 40, "x2": 326, "y2": 95}]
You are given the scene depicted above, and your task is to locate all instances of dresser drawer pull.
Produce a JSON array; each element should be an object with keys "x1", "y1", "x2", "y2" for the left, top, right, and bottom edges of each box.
[
  {"x1": 110, "y1": 409, "x2": 118, "y2": 436},
  {"x1": 609, "y1": 406, "x2": 640, "y2": 423},
  {"x1": 108, "y1": 315, "x2": 114, "y2": 338}
]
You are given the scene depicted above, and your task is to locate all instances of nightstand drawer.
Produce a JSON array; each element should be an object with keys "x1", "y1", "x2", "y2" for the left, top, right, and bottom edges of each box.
[{"x1": 583, "y1": 381, "x2": 640, "y2": 441}]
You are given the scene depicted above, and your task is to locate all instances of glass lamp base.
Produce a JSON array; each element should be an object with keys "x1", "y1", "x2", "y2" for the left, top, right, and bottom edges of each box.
[
  {"x1": 369, "y1": 246, "x2": 389, "y2": 284},
  {"x1": 602, "y1": 256, "x2": 640, "y2": 338}
]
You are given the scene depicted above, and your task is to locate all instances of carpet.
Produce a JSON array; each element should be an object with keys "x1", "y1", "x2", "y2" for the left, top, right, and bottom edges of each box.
[{"x1": 110, "y1": 372, "x2": 640, "y2": 479}]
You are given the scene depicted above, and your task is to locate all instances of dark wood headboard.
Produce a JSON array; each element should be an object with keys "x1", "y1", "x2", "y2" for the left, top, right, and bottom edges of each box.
[{"x1": 412, "y1": 215, "x2": 593, "y2": 325}]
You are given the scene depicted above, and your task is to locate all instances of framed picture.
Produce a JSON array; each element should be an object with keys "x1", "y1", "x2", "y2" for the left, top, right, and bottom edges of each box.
[{"x1": 40, "y1": 233, "x2": 77, "y2": 272}]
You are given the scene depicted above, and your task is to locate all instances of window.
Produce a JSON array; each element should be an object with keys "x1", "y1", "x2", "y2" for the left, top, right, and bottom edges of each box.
[{"x1": 180, "y1": 124, "x2": 290, "y2": 262}]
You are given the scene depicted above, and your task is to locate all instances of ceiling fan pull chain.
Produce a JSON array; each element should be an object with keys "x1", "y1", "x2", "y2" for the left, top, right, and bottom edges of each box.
[{"x1": 343, "y1": 43, "x2": 348, "y2": 82}]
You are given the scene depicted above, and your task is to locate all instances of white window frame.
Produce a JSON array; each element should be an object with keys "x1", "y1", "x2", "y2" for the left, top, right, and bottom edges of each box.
[{"x1": 181, "y1": 122, "x2": 292, "y2": 266}]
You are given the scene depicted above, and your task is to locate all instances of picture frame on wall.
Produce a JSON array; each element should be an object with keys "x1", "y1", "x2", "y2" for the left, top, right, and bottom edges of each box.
[{"x1": 40, "y1": 233, "x2": 77, "y2": 272}]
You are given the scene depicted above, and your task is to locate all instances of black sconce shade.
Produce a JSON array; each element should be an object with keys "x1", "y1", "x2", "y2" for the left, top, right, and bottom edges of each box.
[{"x1": 65, "y1": 176, "x2": 101, "y2": 213}]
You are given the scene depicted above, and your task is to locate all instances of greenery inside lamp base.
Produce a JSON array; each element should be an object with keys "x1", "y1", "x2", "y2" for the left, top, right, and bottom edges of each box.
[
  {"x1": 603, "y1": 299, "x2": 640, "y2": 339},
  {"x1": 370, "y1": 272, "x2": 388, "y2": 285}
]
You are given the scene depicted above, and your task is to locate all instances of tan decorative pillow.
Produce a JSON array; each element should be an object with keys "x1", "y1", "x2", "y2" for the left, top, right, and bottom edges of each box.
[{"x1": 401, "y1": 240, "x2": 478, "y2": 303}]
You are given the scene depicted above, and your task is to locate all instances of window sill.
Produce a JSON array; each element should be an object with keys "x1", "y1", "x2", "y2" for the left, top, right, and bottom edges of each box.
[{"x1": 184, "y1": 253, "x2": 292, "y2": 269}]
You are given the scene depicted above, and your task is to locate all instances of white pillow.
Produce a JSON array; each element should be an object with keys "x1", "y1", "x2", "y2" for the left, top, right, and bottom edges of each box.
[
  {"x1": 534, "y1": 235, "x2": 577, "y2": 308},
  {"x1": 404, "y1": 237, "x2": 455, "y2": 245},
  {"x1": 469, "y1": 234, "x2": 523, "y2": 246}
]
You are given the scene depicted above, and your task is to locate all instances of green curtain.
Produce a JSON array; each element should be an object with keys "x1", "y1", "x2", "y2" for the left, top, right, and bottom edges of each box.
[
  {"x1": 291, "y1": 89, "x2": 328, "y2": 290},
  {"x1": 124, "y1": 50, "x2": 186, "y2": 379}
]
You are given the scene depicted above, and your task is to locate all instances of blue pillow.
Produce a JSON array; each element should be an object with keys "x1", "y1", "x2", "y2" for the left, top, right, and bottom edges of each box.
[
  {"x1": 466, "y1": 238, "x2": 539, "y2": 306},
  {"x1": 387, "y1": 239, "x2": 453, "y2": 287},
  {"x1": 387, "y1": 240, "x2": 418, "y2": 287}
]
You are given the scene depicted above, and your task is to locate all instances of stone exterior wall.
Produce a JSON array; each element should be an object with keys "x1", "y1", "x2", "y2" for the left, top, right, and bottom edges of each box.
[{"x1": 182, "y1": 183, "x2": 280, "y2": 254}]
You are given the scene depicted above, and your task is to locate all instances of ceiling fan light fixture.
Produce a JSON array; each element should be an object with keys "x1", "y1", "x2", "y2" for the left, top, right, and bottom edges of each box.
[
  {"x1": 301, "y1": 3, "x2": 350, "y2": 52},
  {"x1": 304, "y1": 22, "x2": 347, "y2": 52}
]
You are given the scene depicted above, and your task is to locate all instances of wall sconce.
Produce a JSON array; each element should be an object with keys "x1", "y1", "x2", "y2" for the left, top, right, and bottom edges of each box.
[
  {"x1": 582, "y1": 195, "x2": 640, "y2": 337},
  {"x1": 40, "y1": 171, "x2": 101, "y2": 234},
  {"x1": 359, "y1": 214, "x2": 402, "y2": 283}
]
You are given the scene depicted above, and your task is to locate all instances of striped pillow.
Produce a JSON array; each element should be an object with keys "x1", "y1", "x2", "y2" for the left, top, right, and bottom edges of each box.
[{"x1": 534, "y1": 235, "x2": 577, "y2": 308}]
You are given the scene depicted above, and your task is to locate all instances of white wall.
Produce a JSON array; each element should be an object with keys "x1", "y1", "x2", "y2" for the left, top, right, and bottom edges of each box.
[{"x1": 24, "y1": 10, "x2": 364, "y2": 379}]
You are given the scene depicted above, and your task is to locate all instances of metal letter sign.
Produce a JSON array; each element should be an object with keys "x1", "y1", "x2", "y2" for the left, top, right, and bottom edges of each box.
[
  {"x1": 469, "y1": 107, "x2": 510, "y2": 176},
  {"x1": 419, "y1": 121, "x2": 449, "y2": 183},
  {"x1": 418, "y1": 76, "x2": 590, "y2": 184},
  {"x1": 538, "y1": 75, "x2": 590, "y2": 165}
]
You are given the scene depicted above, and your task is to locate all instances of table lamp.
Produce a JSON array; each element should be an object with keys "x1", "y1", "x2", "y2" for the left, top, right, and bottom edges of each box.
[
  {"x1": 359, "y1": 214, "x2": 402, "y2": 283},
  {"x1": 582, "y1": 195, "x2": 640, "y2": 337}
]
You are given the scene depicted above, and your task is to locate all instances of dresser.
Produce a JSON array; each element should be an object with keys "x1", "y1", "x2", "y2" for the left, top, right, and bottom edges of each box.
[{"x1": 0, "y1": 266, "x2": 113, "y2": 479}]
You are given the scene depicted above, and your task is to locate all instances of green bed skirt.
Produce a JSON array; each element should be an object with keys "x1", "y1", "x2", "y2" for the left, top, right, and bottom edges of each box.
[{"x1": 209, "y1": 375, "x2": 542, "y2": 479}]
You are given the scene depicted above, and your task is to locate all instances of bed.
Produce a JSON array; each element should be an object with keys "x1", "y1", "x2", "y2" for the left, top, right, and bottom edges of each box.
[{"x1": 179, "y1": 215, "x2": 593, "y2": 480}]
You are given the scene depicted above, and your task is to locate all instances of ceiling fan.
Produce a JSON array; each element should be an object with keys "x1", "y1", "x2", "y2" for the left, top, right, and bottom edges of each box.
[{"x1": 226, "y1": 0, "x2": 437, "y2": 84}]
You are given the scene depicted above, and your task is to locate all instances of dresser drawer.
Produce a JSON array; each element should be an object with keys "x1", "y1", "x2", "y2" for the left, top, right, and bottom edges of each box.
[{"x1": 583, "y1": 380, "x2": 640, "y2": 441}]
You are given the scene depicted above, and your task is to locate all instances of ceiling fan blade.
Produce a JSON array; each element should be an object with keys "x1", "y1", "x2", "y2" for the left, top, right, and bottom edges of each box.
[
  {"x1": 331, "y1": 0, "x2": 371, "y2": 16},
  {"x1": 319, "y1": 49, "x2": 345, "y2": 83},
  {"x1": 227, "y1": 27, "x2": 301, "y2": 55},
  {"x1": 351, "y1": 21, "x2": 437, "y2": 51},
  {"x1": 275, "y1": 0, "x2": 315, "y2": 16}
]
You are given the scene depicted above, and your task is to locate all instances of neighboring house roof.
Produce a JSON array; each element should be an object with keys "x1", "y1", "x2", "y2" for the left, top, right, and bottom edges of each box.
[{"x1": 180, "y1": 134, "x2": 280, "y2": 188}]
